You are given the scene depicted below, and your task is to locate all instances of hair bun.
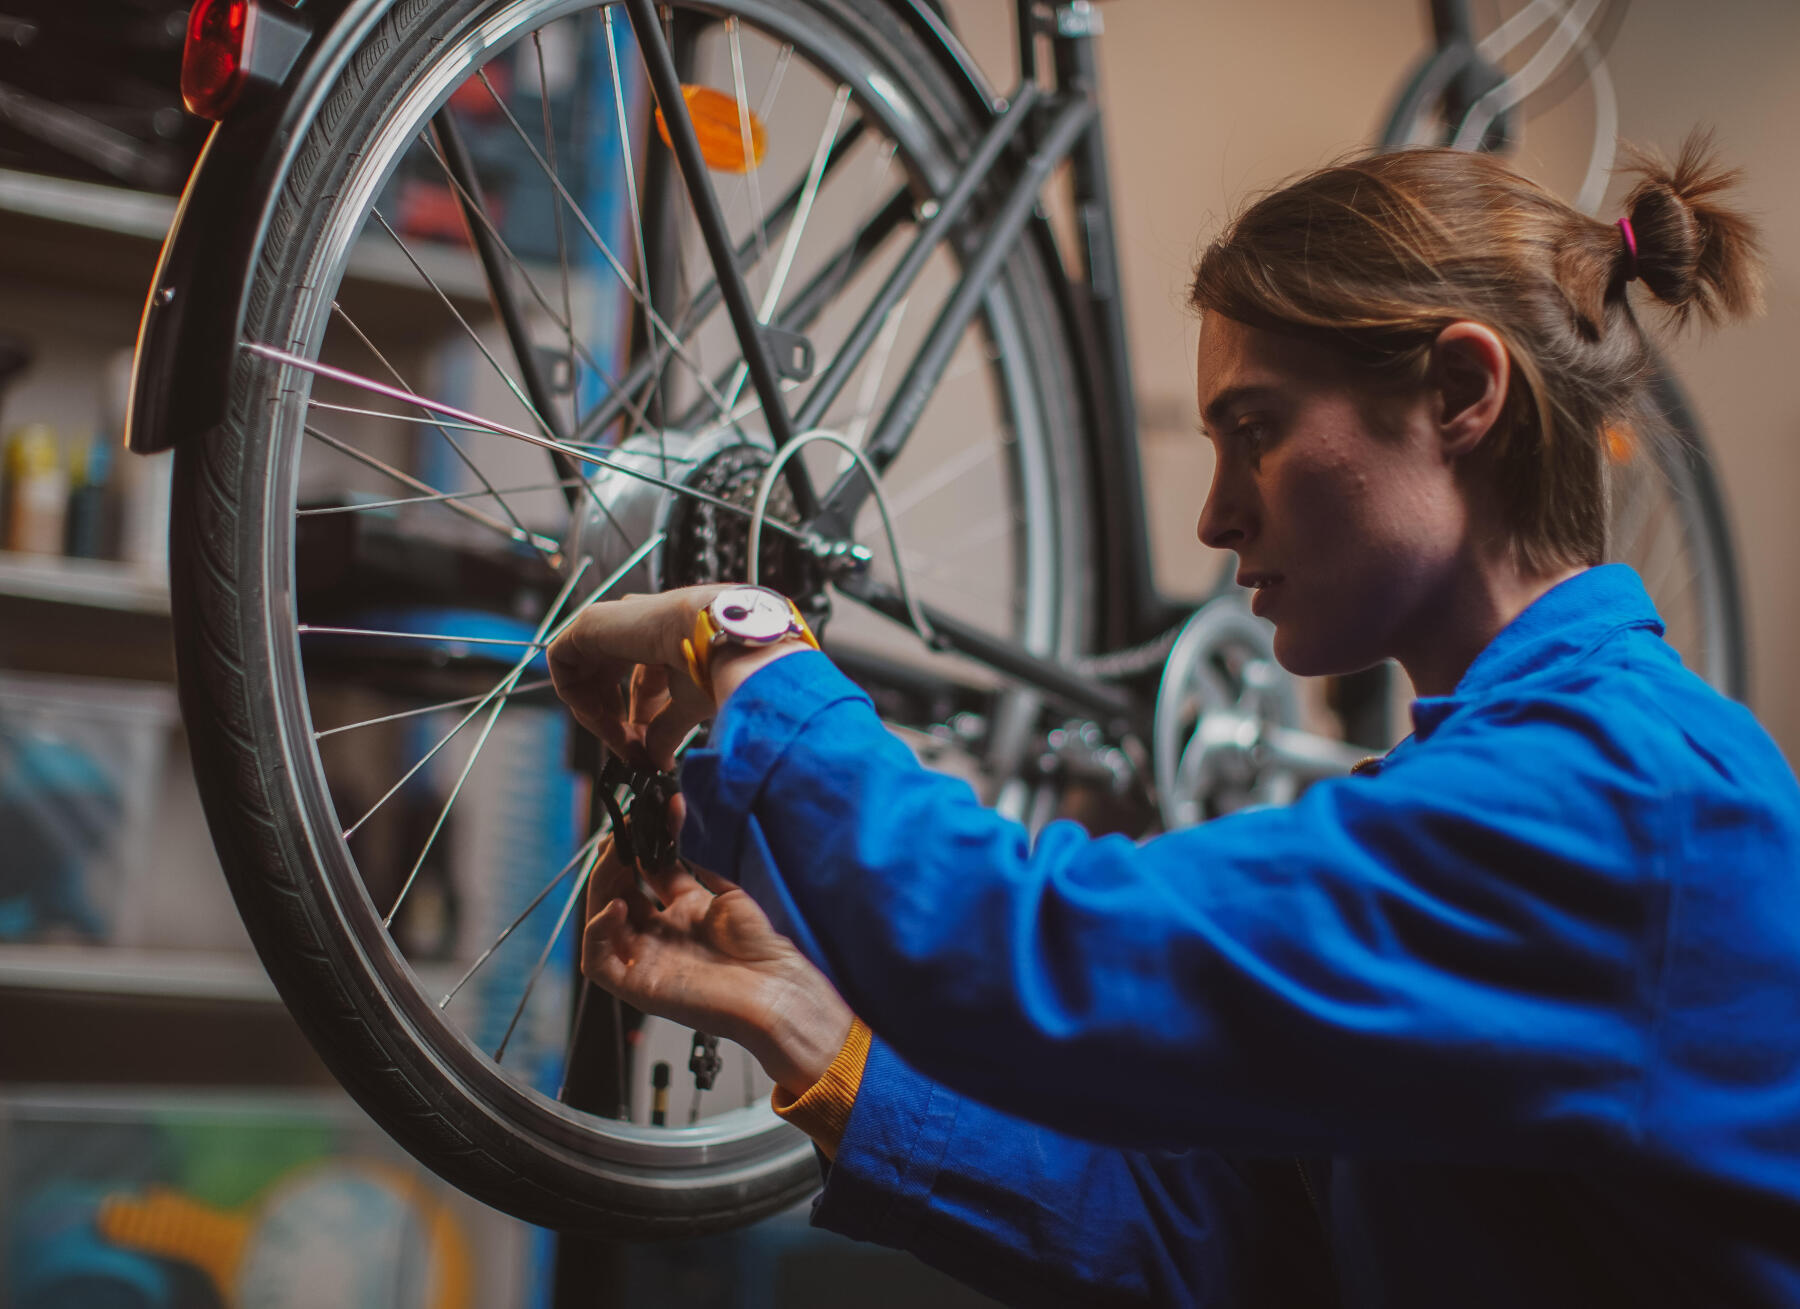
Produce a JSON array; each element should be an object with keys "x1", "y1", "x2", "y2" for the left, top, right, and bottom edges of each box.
[{"x1": 1620, "y1": 129, "x2": 1764, "y2": 327}]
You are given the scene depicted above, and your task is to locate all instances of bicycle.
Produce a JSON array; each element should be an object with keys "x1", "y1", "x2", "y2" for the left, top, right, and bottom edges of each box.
[{"x1": 126, "y1": 0, "x2": 1742, "y2": 1234}]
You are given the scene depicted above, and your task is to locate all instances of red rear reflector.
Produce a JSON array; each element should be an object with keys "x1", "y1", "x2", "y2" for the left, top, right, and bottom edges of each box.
[{"x1": 182, "y1": 0, "x2": 252, "y2": 119}]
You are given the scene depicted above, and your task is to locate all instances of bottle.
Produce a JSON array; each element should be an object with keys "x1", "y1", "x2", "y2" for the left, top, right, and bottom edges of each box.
[
  {"x1": 64, "y1": 436, "x2": 114, "y2": 559},
  {"x1": 4, "y1": 425, "x2": 67, "y2": 555}
]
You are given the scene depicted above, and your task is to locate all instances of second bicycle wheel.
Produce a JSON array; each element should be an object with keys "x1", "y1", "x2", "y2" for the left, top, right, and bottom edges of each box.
[{"x1": 169, "y1": 0, "x2": 1093, "y2": 1233}]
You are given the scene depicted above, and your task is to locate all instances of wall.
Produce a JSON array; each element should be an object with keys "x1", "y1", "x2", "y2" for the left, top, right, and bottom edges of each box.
[{"x1": 945, "y1": 0, "x2": 1800, "y2": 760}]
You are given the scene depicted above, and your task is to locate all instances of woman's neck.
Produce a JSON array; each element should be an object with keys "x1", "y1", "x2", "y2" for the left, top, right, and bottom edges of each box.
[{"x1": 1396, "y1": 555, "x2": 1585, "y2": 698}]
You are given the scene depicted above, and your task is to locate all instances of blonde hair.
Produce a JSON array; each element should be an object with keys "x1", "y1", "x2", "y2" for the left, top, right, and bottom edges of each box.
[{"x1": 1190, "y1": 132, "x2": 1763, "y2": 574}]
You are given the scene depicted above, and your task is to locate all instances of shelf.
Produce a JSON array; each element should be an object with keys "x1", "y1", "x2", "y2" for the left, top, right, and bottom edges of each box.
[
  {"x1": 0, "y1": 943, "x2": 457, "y2": 1006},
  {"x1": 0, "y1": 945, "x2": 277, "y2": 1002},
  {"x1": 0, "y1": 168, "x2": 177, "y2": 243},
  {"x1": 0, "y1": 551, "x2": 171, "y2": 614},
  {"x1": 0, "y1": 166, "x2": 563, "y2": 305}
]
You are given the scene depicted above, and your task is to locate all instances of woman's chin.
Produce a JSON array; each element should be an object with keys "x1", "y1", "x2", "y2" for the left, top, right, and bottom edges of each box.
[{"x1": 1270, "y1": 623, "x2": 1374, "y2": 681}]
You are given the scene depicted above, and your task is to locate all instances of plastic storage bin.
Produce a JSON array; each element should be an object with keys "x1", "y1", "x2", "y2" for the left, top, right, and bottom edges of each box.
[{"x1": 0, "y1": 672, "x2": 176, "y2": 944}]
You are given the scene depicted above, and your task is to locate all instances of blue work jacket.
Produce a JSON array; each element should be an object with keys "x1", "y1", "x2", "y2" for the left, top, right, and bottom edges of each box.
[{"x1": 680, "y1": 565, "x2": 1800, "y2": 1307}]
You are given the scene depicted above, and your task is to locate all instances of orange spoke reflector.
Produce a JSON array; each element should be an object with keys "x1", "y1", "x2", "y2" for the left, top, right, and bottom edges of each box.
[
  {"x1": 1604, "y1": 424, "x2": 1638, "y2": 464},
  {"x1": 654, "y1": 85, "x2": 767, "y2": 173}
]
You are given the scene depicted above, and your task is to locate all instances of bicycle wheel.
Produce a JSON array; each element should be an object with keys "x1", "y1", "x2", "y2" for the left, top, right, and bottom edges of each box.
[
  {"x1": 1609, "y1": 363, "x2": 1745, "y2": 699},
  {"x1": 171, "y1": 0, "x2": 1093, "y2": 1233}
]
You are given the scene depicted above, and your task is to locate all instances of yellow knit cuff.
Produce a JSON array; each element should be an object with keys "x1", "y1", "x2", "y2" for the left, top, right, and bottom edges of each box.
[{"x1": 770, "y1": 1016, "x2": 871, "y2": 1160}]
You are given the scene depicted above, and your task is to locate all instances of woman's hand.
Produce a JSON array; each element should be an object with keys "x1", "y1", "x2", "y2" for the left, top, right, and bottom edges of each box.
[
  {"x1": 582, "y1": 827, "x2": 853, "y2": 1097},
  {"x1": 548, "y1": 586, "x2": 727, "y2": 770}
]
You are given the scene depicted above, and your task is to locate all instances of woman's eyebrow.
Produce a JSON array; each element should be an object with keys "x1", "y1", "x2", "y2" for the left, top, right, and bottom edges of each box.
[{"x1": 1201, "y1": 384, "x2": 1279, "y2": 431}]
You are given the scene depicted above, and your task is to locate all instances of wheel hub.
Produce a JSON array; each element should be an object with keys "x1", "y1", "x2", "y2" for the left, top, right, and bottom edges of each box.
[
  {"x1": 566, "y1": 431, "x2": 827, "y2": 616},
  {"x1": 1153, "y1": 592, "x2": 1305, "y2": 826}
]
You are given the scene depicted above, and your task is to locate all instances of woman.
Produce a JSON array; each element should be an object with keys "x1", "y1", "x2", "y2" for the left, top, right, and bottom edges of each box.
[{"x1": 549, "y1": 136, "x2": 1800, "y2": 1307}]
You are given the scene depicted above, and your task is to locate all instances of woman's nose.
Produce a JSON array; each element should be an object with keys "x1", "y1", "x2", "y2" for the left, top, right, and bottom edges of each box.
[{"x1": 1196, "y1": 477, "x2": 1249, "y2": 551}]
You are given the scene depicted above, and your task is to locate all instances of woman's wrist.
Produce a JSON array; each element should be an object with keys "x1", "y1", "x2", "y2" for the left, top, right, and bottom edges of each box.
[
  {"x1": 707, "y1": 637, "x2": 810, "y2": 707},
  {"x1": 748, "y1": 966, "x2": 856, "y2": 1098}
]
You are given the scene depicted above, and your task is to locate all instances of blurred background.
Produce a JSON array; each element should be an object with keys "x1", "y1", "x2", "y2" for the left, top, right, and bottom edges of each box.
[
  {"x1": 947, "y1": 0, "x2": 1800, "y2": 755},
  {"x1": 0, "y1": 0, "x2": 1793, "y2": 1305}
]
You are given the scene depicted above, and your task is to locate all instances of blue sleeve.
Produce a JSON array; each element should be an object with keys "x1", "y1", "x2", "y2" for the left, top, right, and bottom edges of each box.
[
  {"x1": 811, "y1": 1037, "x2": 1329, "y2": 1308},
  {"x1": 678, "y1": 651, "x2": 1664, "y2": 1162}
]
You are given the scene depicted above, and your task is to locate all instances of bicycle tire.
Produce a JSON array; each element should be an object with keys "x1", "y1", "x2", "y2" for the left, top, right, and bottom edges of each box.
[
  {"x1": 171, "y1": 0, "x2": 1095, "y2": 1234},
  {"x1": 1628, "y1": 361, "x2": 1746, "y2": 700}
]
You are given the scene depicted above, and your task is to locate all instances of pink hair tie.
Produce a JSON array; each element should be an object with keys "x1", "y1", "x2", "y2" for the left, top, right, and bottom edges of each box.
[{"x1": 1617, "y1": 216, "x2": 1640, "y2": 282}]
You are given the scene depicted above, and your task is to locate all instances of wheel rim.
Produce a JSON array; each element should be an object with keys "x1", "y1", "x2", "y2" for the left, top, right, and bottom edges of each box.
[
  {"x1": 239, "y1": 0, "x2": 1083, "y2": 1189},
  {"x1": 1607, "y1": 401, "x2": 1742, "y2": 698}
]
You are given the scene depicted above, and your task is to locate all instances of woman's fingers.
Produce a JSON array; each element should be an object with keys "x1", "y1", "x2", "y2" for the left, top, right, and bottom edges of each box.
[
  {"x1": 550, "y1": 588, "x2": 737, "y2": 760},
  {"x1": 688, "y1": 862, "x2": 738, "y2": 897},
  {"x1": 580, "y1": 895, "x2": 632, "y2": 986},
  {"x1": 585, "y1": 837, "x2": 633, "y2": 924}
]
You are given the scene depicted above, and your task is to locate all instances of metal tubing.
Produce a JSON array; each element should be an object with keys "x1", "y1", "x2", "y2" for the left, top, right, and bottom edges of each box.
[
  {"x1": 596, "y1": 119, "x2": 874, "y2": 440},
  {"x1": 839, "y1": 573, "x2": 1138, "y2": 726},
  {"x1": 431, "y1": 111, "x2": 582, "y2": 505},
  {"x1": 622, "y1": 0, "x2": 815, "y2": 515},
  {"x1": 1053, "y1": 26, "x2": 1161, "y2": 644},
  {"x1": 672, "y1": 187, "x2": 914, "y2": 431},
  {"x1": 792, "y1": 82, "x2": 1044, "y2": 434},
  {"x1": 816, "y1": 93, "x2": 1095, "y2": 530},
  {"x1": 1014, "y1": 0, "x2": 1040, "y2": 84}
]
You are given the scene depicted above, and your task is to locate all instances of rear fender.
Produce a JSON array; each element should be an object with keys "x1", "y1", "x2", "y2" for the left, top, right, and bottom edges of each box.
[{"x1": 127, "y1": 0, "x2": 393, "y2": 454}]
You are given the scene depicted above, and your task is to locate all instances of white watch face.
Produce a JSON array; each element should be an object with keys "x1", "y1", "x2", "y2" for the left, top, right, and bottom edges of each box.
[{"x1": 711, "y1": 586, "x2": 795, "y2": 643}]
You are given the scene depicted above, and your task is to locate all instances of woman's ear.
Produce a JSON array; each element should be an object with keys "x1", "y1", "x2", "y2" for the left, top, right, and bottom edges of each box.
[{"x1": 1429, "y1": 321, "x2": 1510, "y2": 460}]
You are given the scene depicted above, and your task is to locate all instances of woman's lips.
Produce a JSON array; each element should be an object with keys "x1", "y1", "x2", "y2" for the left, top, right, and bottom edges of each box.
[{"x1": 1244, "y1": 575, "x2": 1282, "y2": 617}]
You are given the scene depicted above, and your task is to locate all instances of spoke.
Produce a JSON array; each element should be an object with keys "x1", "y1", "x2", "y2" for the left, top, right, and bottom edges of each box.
[
  {"x1": 415, "y1": 133, "x2": 660, "y2": 444},
  {"x1": 346, "y1": 571, "x2": 584, "y2": 846},
  {"x1": 671, "y1": 176, "x2": 909, "y2": 434},
  {"x1": 623, "y1": 0, "x2": 808, "y2": 484},
  {"x1": 817, "y1": 96, "x2": 1096, "y2": 526},
  {"x1": 844, "y1": 294, "x2": 909, "y2": 449},
  {"x1": 298, "y1": 482, "x2": 583, "y2": 518},
  {"x1": 301, "y1": 625, "x2": 549, "y2": 650},
  {"x1": 303, "y1": 424, "x2": 561, "y2": 556},
  {"x1": 534, "y1": 28, "x2": 580, "y2": 438},
  {"x1": 792, "y1": 87, "x2": 1046, "y2": 436},
  {"x1": 380, "y1": 558, "x2": 598, "y2": 925},
  {"x1": 494, "y1": 842, "x2": 599, "y2": 1062},
  {"x1": 578, "y1": 119, "x2": 877, "y2": 445},
  {"x1": 315, "y1": 678, "x2": 554, "y2": 740},
  {"x1": 439, "y1": 826, "x2": 607, "y2": 1009},
  {"x1": 253, "y1": 342, "x2": 816, "y2": 545},
  {"x1": 881, "y1": 437, "x2": 999, "y2": 519},
  {"x1": 331, "y1": 305, "x2": 559, "y2": 566},
  {"x1": 311, "y1": 399, "x2": 541, "y2": 438},
  {"x1": 721, "y1": 82, "x2": 852, "y2": 414},
  {"x1": 474, "y1": 69, "x2": 737, "y2": 427},
  {"x1": 755, "y1": 42, "x2": 793, "y2": 125},
  {"x1": 368, "y1": 209, "x2": 554, "y2": 439},
  {"x1": 727, "y1": 18, "x2": 770, "y2": 276},
  {"x1": 602, "y1": 7, "x2": 671, "y2": 477}
]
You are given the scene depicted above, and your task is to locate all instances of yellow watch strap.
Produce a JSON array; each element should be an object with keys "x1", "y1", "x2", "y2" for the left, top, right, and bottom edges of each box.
[
  {"x1": 682, "y1": 604, "x2": 722, "y2": 696},
  {"x1": 683, "y1": 594, "x2": 818, "y2": 698}
]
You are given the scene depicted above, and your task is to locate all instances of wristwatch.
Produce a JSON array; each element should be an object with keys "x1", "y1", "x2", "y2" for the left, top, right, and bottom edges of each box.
[{"x1": 682, "y1": 585, "x2": 819, "y2": 697}]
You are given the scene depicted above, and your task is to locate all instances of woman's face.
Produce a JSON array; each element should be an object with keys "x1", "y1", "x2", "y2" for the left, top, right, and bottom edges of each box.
[{"x1": 1194, "y1": 315, "x2": 1474, "y2": 680}]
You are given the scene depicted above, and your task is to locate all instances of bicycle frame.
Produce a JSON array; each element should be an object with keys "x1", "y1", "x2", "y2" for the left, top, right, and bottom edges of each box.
[{"x1": 130, "y1": 0, "x2": 1170, "y2": 733}]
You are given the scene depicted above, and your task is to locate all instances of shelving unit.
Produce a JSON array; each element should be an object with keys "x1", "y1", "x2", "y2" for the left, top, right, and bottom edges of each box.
[
  {"x1": 0, "y1": 942, "x2": 458, "y2": 1005},
  {"x1": 0, "y1": 550, "x2": 169, "y2": 613},
  {"x1": 0, "y1": 165, "x2": 562, "y2": 306}
]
